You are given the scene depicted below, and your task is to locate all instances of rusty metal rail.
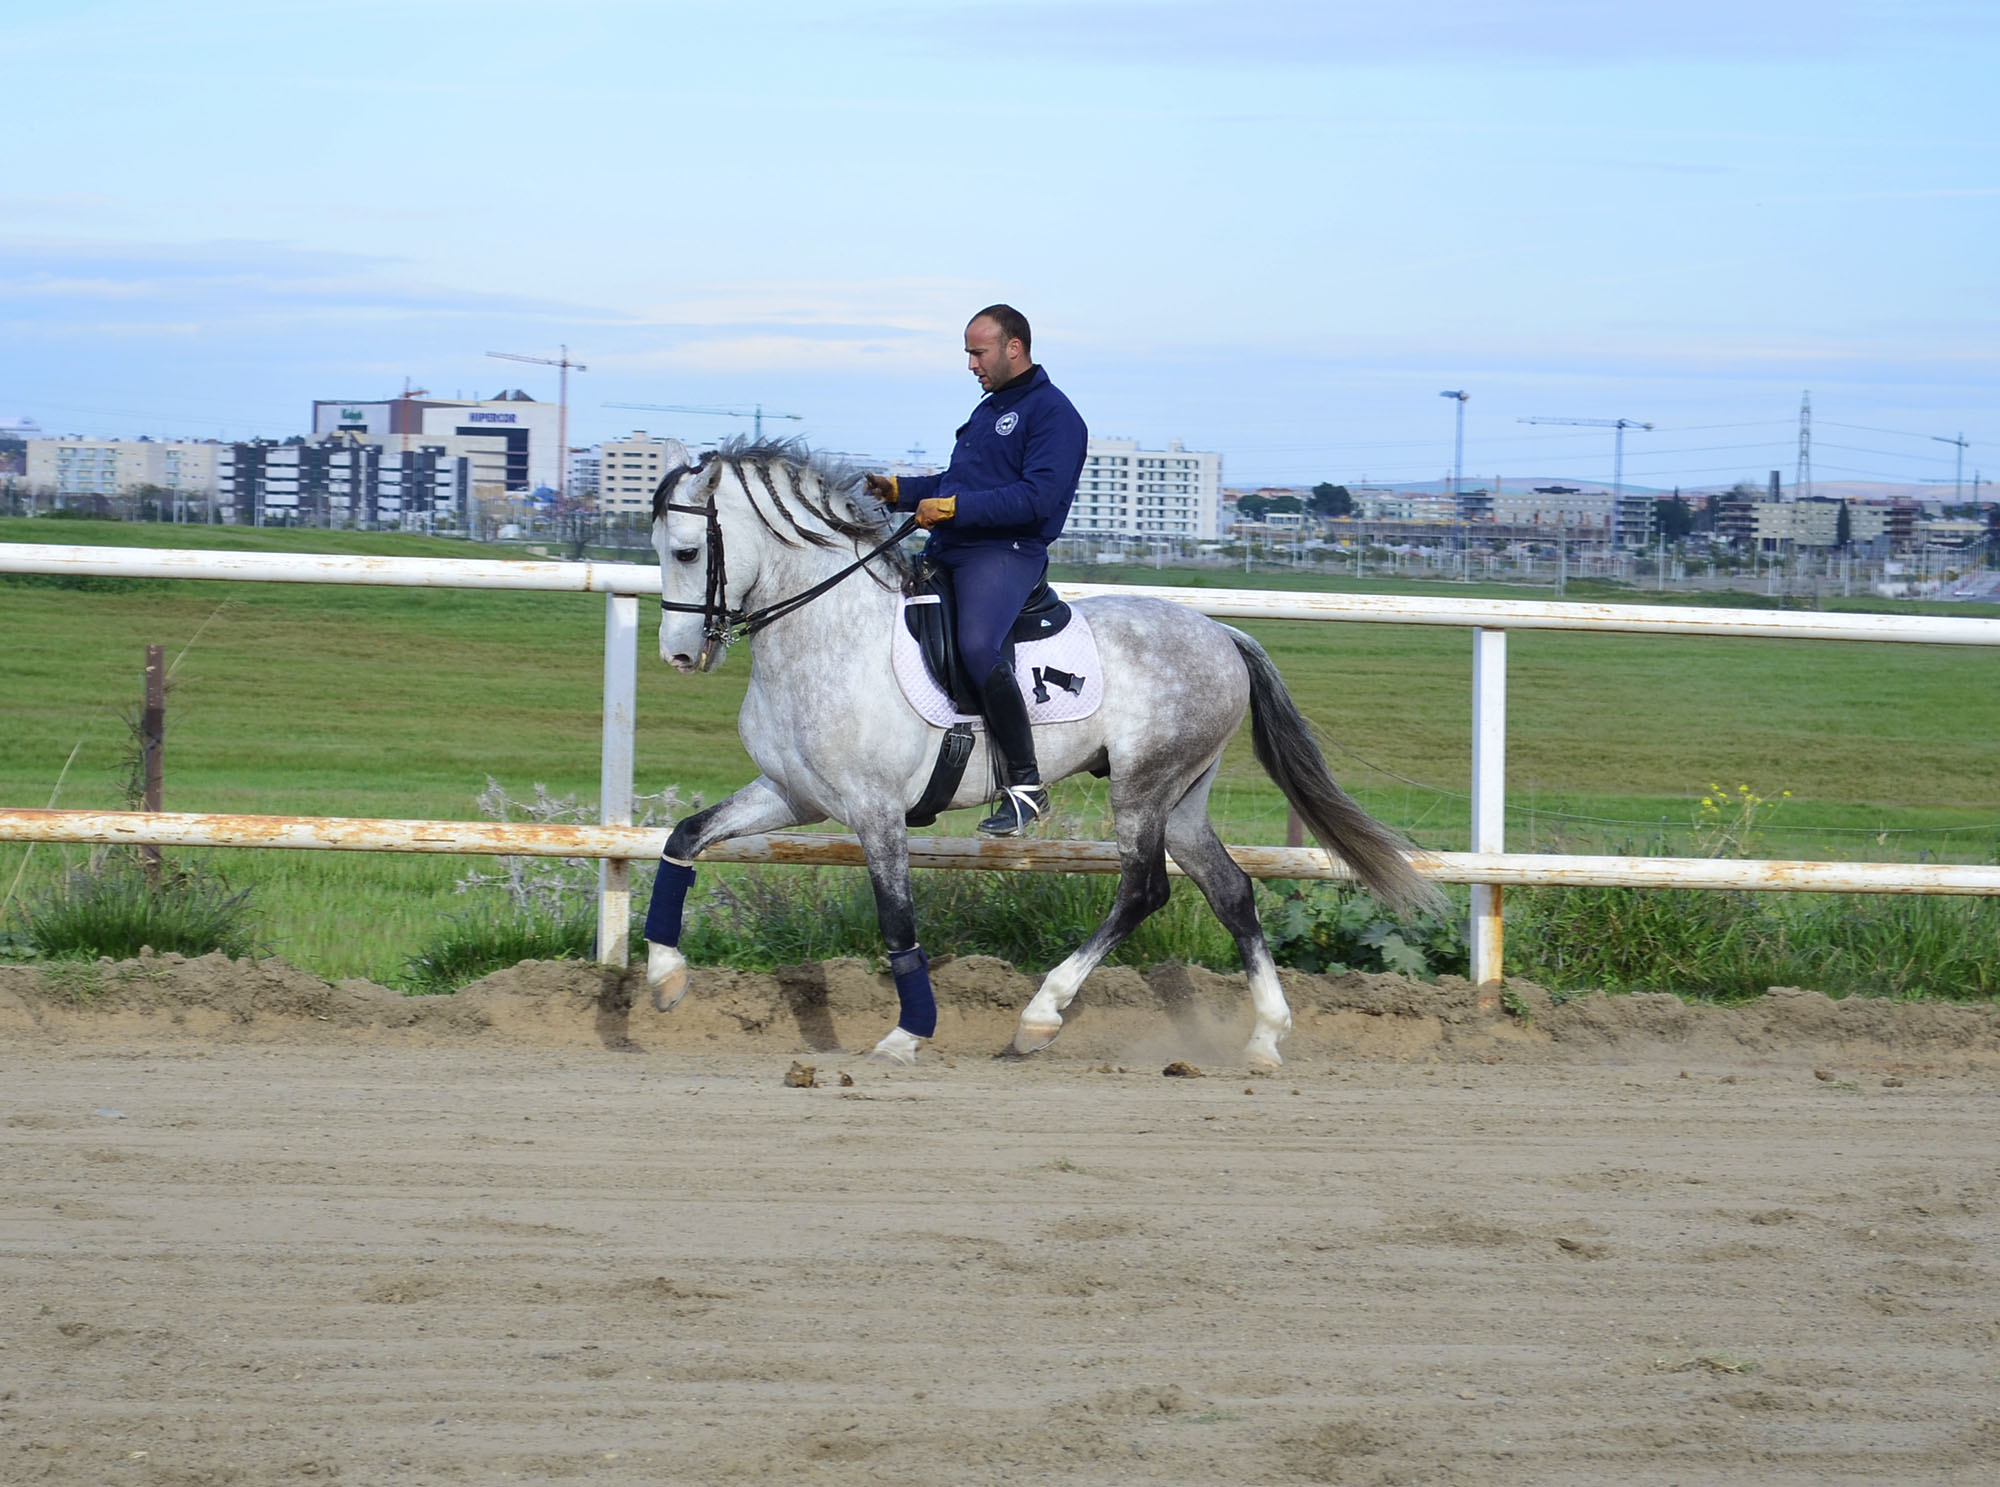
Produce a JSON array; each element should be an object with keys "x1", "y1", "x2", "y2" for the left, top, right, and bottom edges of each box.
[{"x1": 6, "y1": 810, "x2": 1999, "y2": 898}]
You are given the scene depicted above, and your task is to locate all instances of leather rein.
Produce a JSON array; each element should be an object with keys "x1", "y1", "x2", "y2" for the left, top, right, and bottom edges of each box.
[{"x1": 656, "y1": 465, "x2": 917, "y2": 670}]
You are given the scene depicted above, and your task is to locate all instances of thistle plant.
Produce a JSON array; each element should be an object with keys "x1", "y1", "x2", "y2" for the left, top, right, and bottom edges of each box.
[
  {"x1": 453, "y1": 777, "x2": 688, "y2": 918},
  {"x1": 1692, "y1": 782, "x2": 1792, "y2": 858}
]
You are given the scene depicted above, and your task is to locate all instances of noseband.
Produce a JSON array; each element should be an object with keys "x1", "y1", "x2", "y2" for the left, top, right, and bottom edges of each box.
[{"x1": 657, "y1": 459, "x2": 917, "y2": 671}]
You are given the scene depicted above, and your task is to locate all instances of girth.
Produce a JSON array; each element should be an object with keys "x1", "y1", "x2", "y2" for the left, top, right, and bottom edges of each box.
[{"x1": 901, "y1": 562, "x2": 1072, "y2": 717}]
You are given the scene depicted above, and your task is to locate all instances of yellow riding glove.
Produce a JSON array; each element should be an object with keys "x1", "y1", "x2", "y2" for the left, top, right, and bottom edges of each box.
[{"x1": 915, "y1": 495, "x2": 957, "y2": 529}]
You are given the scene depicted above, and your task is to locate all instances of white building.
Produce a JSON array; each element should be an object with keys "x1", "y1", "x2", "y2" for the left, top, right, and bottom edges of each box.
[
  {"x1": 312, "y1": 390, "x2": 563, "y2": 494},
  {"x1": 1064, "y1": 438, "x2": 1222, "y2": 540},
  {"x1": 569, "y1": 446, "x2": 602, "y2": 502},
  {"x1": 594, "y1": 433, "x2": 688, "y2": 518},
  {"x1": 1749, "y1": 499, "x2": 1891, "y2": 552},
  {"x1": 26, "y1": 438, "x2": 219, "y2": 503}
]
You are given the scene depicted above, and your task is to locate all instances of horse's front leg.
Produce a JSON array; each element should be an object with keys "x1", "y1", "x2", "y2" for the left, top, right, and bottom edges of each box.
[
  {"x1": 643, "y1": 775, "x2": 816, "y2": 1011},
  {"x1": 851, "y1": 810, "x2": 933, "y2": 1067}
]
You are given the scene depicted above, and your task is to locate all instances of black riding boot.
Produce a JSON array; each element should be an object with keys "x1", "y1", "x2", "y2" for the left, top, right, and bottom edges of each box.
[{"x1": 976, "y1": 662, "x2": 1049, "y2": 837}]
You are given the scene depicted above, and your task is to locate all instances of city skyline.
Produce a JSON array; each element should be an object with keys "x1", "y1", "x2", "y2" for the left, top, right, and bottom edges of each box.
[{"x1": 4, "y1": 0, "x2": 1995, "y2": 492}]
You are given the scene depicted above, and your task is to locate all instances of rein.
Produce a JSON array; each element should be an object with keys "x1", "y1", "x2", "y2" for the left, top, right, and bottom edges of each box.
[{"x1": 658, "y1": 472, "x2": 917, "y2": 669}]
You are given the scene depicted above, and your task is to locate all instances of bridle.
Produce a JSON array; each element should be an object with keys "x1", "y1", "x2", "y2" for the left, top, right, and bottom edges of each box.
[{"x1": 657, "y1": 458, "x2": 918, "y2": 671}]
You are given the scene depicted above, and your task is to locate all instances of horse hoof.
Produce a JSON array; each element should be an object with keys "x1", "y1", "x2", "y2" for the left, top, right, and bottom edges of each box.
[
  {"x1": 647, "y1": 942, "x2": 689, "y2": 1012},
  {"x1": 864, "y1": 1027, "x2": 922, "y2": 1066},
  {"x1": 1244, "y1": 1039, "x2": 1284, "y2": 1072},
  {"x1": 1012, "y1": 1019, "x2": 1063, "y2": 1055}
]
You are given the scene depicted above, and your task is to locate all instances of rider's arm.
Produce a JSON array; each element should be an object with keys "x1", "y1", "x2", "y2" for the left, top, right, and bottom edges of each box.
[
  {"x1": 949, "y1": 407, "x2": 1086, "y2": 531},
  {"x1": 896, "y1": 471, "x2": 942, "y2": 507}
]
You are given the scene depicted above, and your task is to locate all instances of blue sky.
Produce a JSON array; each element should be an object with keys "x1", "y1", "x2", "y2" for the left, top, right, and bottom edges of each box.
[{"x1": 4, "y1": 0, "x2": 1995, "y2": 491}]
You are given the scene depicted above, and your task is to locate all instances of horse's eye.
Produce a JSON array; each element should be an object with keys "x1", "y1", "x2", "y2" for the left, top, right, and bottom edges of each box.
[{"x1": 673, "y1": 547, "x2": 700, "y2": 564}]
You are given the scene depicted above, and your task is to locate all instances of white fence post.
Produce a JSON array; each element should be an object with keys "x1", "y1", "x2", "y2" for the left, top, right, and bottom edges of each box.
[
  {"x1": 597, "y1": 594, "x2": 638, "y2": 966},
  {"x1": 1470, "y1": 626, "x2": 1507, "y2": 993}
]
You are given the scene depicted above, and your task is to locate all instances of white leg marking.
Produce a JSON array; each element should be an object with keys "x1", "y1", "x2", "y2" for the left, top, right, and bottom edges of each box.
[
  {"x1": 1014, "y1": 954, "x2": 1090, "y2": 1053},
  {"x1": 866, "y1": 1026, "x2": 923, "y2": 1066},
  {"x1": 646, "y1": 941, "x2": 690, "y2": 1012},
  {"x1": 1242, "y1": 946, "x2": 1292, "y2": 1071}
]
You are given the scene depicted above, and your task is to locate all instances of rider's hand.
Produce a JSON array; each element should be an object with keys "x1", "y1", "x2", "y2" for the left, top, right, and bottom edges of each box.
[
  {"x1": 915, "y1": 496, "x2": 957, "y2": 529},
  {"x1": 864, "y1": 473, "x2": 899, "y2": 509}
]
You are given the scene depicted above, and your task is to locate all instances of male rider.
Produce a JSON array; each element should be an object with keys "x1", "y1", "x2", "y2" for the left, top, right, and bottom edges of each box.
[{"x1": 865, "y1": 304, "x2": 1088, "y2": 836}]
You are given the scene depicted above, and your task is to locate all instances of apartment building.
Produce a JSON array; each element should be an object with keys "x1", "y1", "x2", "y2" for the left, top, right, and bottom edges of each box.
[
  {"x1": 1065, "y1": 438, "x2": 1222, "y2": 539},
  {"x1": 215, "y1": 435, "x2": 469, "y2": 527},
  {"x1": 26, "y1": 438, "x2": 219, "y2": 500},
  {"x1": 1749, "y1": 498, "x2": 1890, "y2": 553},
  {"x1": 594, "y1": 433, "x2": 687, "y2": 518}
]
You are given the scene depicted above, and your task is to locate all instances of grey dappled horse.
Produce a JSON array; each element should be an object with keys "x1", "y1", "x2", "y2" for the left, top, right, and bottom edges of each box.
[{"x1": 642, "y1": 439, "x2": 1440, "y2": 1069}]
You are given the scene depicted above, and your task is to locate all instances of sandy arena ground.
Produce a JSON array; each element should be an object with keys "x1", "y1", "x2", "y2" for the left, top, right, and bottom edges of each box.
[{"x1": 2, "y1": 954, "x2": 1998, "y2": 1485}]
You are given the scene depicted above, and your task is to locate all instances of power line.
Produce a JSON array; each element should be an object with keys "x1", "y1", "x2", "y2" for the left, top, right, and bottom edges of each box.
[
  {"x1": 1821, "y1": 418, "x2": 1955, "y2": 442},
  {"x1": 1818, "y1": 440, "x2": 1957, "y2": 463}
]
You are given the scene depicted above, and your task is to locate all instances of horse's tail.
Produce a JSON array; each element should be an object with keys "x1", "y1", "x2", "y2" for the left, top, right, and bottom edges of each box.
[{"x1": 1226, "y1": 626, "x2": 1447, "y2": 919}]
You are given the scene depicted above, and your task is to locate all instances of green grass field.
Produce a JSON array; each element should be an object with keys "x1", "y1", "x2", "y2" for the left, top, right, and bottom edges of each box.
[{"x1": 4, "y1": 519, "x2": 1997, "y2": 985}]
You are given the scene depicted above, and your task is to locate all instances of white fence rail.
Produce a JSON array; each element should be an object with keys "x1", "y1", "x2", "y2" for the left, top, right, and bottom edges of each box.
[{"x1": 5, "y1": 541, "x2": 1999, "y2": 985}]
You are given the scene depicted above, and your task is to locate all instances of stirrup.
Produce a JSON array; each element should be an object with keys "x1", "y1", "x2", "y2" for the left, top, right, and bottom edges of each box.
[{"x1": 977, "y1": 784, "x2": 1049, "y2": 837}]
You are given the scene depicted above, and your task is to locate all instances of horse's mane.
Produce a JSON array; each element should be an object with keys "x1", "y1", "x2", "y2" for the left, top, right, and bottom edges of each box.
[{"x1": 652, "y1": 436, "x2": 910, "y2": 581}]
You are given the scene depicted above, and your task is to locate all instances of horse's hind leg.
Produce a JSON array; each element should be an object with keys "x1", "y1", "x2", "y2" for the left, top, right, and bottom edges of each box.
[
  {"x1": 850, "y1": 809, "x2": 934, "y2": 1067},
  {"x1": 1012, "y1": 810, "x2": 1171, "y2": 1054},
  {"x1": 1165, "y1": 764, "x2": 1292, "y2": 1070}
]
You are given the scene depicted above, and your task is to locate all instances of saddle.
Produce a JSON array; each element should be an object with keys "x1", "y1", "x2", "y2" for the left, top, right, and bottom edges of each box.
[{"x1": 902, "y1": 562, "x2": 1072, "y2": 717}]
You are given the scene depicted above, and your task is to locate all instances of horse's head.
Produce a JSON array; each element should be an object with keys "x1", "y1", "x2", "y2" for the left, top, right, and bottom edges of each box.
[
  {"x1": 652, "y1": 438, "x2": 900, "y2": 673},
  {"x1": 652, "y1": 445, "x2": 741, "y2": 672}
]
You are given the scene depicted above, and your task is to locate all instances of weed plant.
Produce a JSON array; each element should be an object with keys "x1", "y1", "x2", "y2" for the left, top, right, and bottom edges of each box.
[
  {"x1": 398, "y1": 904, "x2": 595, "y2": 995},
  {"x1": 1258, "y1": 880, "x2": 1470, "y2": 978},
  {"x1": 15, "y1": 856, "x2": 261, "y2": 962}
]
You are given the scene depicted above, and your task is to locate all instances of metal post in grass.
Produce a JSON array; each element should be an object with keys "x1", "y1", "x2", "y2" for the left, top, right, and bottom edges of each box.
[
  {"x1": 1470, "y1": 627, "x2": 1506, "y2": 996},
  {"x1": 597, "y1": 594, "x2": 638, "y2": 966},
  {"x1": 142, "y1": 644, "x2": 165, "y2": 887}
]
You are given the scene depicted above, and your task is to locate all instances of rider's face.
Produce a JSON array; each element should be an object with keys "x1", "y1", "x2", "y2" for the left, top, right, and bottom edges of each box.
[{"x1": 965, "y1": 317, "x2": 1027, "y2": 392}]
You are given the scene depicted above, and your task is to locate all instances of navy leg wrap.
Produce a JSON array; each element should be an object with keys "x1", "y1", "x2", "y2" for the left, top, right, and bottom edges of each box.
[
  {"x1": 889, "y1": 945, "x2": 936, "y2": 1039},
  {"x1": 644, "y1": 859, "x2": 697, "y2": 946}
]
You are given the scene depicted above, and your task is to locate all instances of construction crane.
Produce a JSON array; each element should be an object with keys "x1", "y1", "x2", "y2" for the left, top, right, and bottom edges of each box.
[
  {"x1": 393, "y1": 377, "x2": 430, "y2": 453},
  {"x1": 386, "y1": 379, "x2": 430, "y2": 522},
  {"x1": 1933, "y1": 430, "x2": 1969, "y2": 503},
  {"x1": 604, "y1": 402, "x2": 802, "y2": 441},
  {"x1": 1438, "y1": 390, "x2": 1468, "y2": 497},
  {"x1": 1517, "y1": 415, "x2": 1654, "y2": 502},
  {"x1": 488, "y1": 346, "x2": 587, "y2": 502}
]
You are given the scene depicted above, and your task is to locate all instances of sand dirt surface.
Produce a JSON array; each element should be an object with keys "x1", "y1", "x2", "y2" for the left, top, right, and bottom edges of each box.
[{"x1": 2, "y1": 953, "x2": 1998, "y2": 1484}]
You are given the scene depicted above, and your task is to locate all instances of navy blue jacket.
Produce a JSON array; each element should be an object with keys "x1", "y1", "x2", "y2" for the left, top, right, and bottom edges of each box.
[{"x1": 896, "y1": 366, "x2": 1087, "y2": 552}]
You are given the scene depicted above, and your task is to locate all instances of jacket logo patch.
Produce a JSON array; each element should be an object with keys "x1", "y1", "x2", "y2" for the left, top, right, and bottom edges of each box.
[{"x1": 994, "y1": 411, "x2": 1019, "y2": 436}]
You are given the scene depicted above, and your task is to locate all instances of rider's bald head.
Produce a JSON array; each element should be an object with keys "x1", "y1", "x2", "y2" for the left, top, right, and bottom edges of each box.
[
  {"x1": 965, "y1": 305, "x2": 1034, "y2": 392},
  {"x1": 968, "y1": 304, "x2": 1031, "y2": 358}
]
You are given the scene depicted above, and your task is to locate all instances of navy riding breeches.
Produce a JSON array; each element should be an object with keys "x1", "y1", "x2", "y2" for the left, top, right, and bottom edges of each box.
[{"x1": 930, "y1": 542, "x2": 1048, "y2": 682}]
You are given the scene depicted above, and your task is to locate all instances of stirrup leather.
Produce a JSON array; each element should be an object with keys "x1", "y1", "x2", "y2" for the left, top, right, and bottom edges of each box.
[{"x1": 978, "y1": 783, "x2": 1049, "y2": 837}]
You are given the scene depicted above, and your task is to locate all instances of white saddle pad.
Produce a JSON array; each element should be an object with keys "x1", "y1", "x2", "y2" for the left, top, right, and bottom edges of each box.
[{"x1": 892, "y1": 596, "x2": 1104, "y2": 729}]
